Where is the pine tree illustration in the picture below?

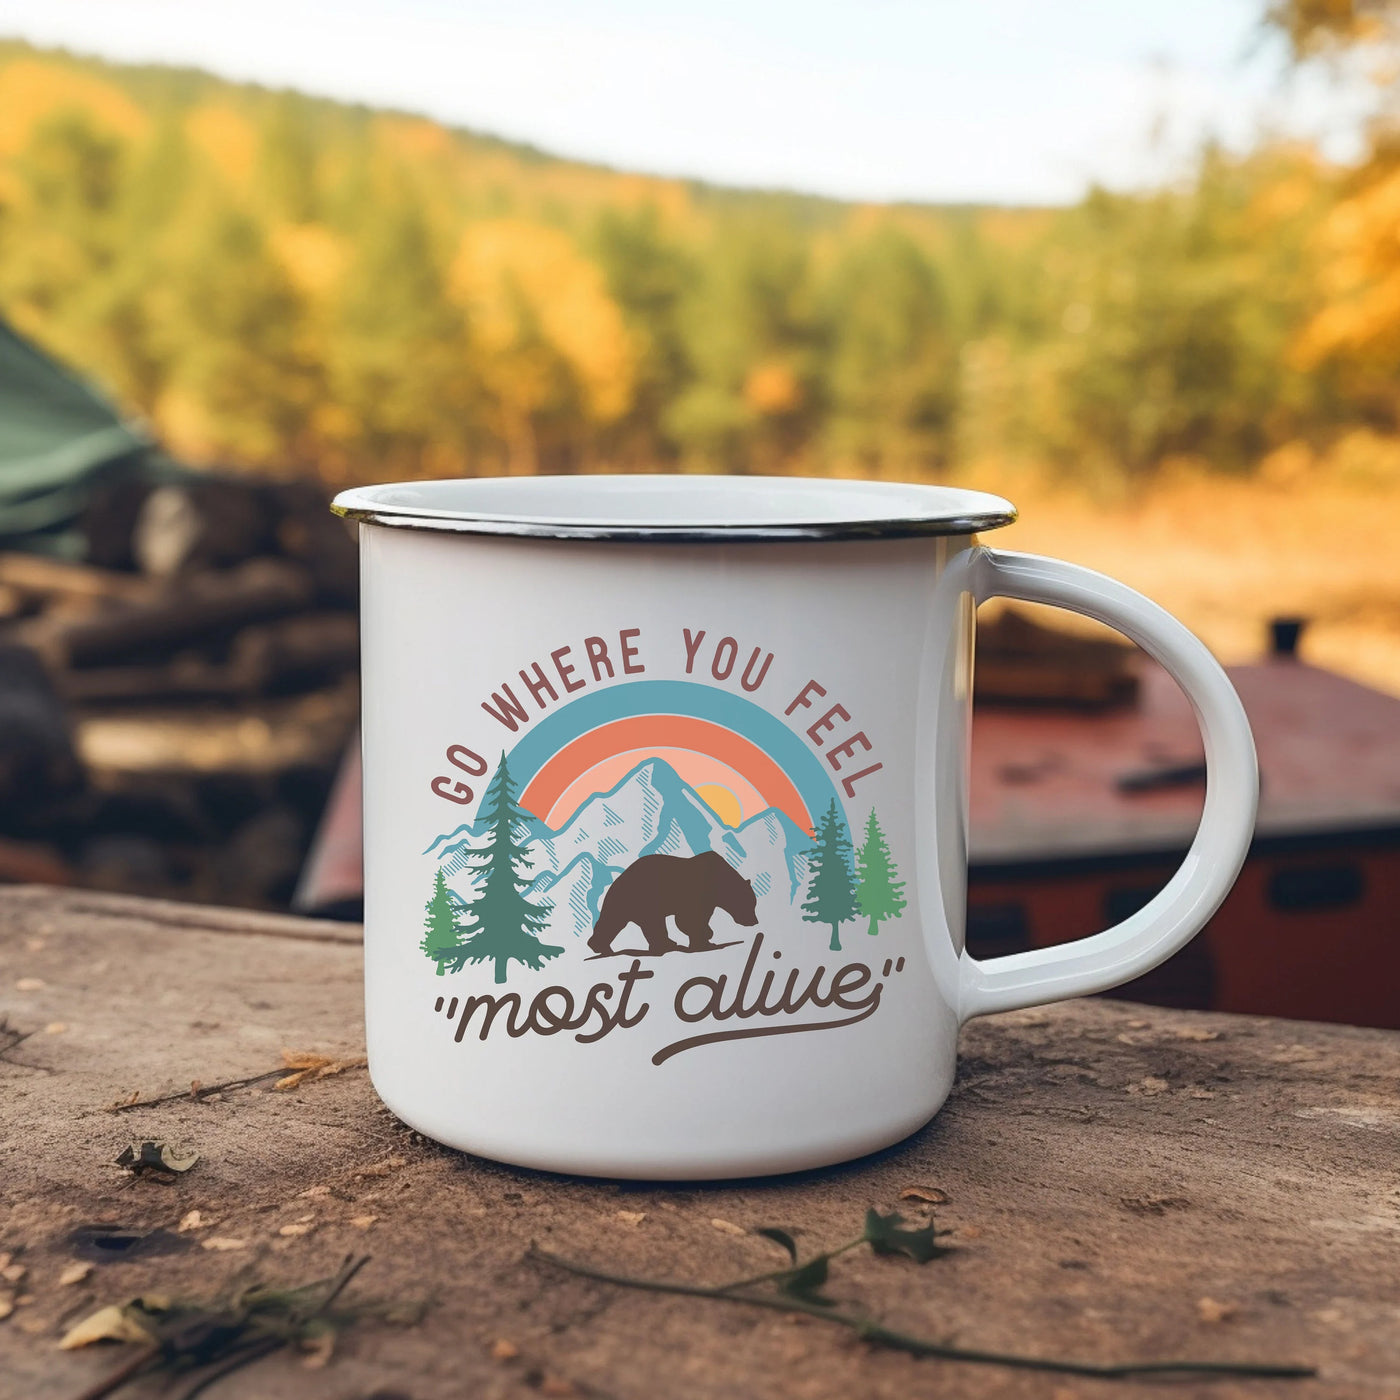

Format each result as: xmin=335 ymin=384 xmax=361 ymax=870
xmin=855 ymin=809 xmax=906 ymax=937
xmin=801 ymin=799 xmax=859 ymax=952
xmin=452 ymin=754 xmax=562 ymax=984
xmin=420 ymin=866 xmax=465 ymax=974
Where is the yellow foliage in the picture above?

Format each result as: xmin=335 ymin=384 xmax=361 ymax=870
xmin=1249 ymin=169 xmax=1319 ymax=225
xmin=186 ymin=103 xmax=258 ymax=187
xmin=0 ymin=57 xmax=147 ymax=156
xmin=743 ymin=361 xmax=802 ymax=415
xmin=153 ymin=385 xmax=219 ymax=463
xmin=450 ymin=219 xmax=634 ymax=421
xmin=374 ymin=115 xmax=453 ymax=161
xmin=270 ymin=222 xmax=349 ymax=298
xmin=1296 ymin=165 xmax=1400 ymax=363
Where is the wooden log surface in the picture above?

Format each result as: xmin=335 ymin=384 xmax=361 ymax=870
xmin=1 ymin=885 xmax=1397 ymax=1400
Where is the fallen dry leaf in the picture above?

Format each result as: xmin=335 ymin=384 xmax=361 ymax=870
xmin=350 ymin=1215 xmax=377 ymax=1230
xmin=1197 ymin=1297 xmax=1239 ymax=1324
xmin=1128 ymin=1076 xmax=1170 ymax=1096
xmin=201 ymin=1237 xmax=246 ymax=1252
xmin=58 ymin=1304 xmax=155 ymax=1350
xmin=616 ymin=1210 xmax=646 ymax=1225
xmin=1 ymin=1264 xmax=26 ymax=1285
xmin=43 ymin=1022 xmax=67 ymax=1035
xmin=15 ymin=978 xmax=45 ymax=992
xmin=278 ymin=1222 xmax=315 ymax=1238
xmin=710 ymin=1218 xmax=746 ymax=1236
xmin=177 ymin=1210 xmax=207 ymax=1233
xmin=491 ymin=1337 xmax=520 ymax=1361
xmin=0 ymin=1296 xmax=13 ymax=1321
xmin=898 ymin=1186 xmax=949 ymax=1205
xmin=959 ymin=1225 xmax=984 ymax=1239
xmin=58 ymin=1262 xmax=93 ymax=1287
xmin=274 ymin=1049 xmax=367 ymax=1091
xmin=116 ymin=1141 xmax=200 ymax=1176
xmin=355 ymin=1156 xmax=406 ymax=1179
xmin=1174 ymin=1027 xmax=1220 ymax=1042
xmin=1120 ymin=1195 xmax=1190 ymax=1215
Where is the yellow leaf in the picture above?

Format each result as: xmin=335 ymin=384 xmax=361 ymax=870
xmin=58 ymin=1305 xmax=155 ymax=1350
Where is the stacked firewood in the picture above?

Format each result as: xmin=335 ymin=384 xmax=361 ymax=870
xmin=0 ymin=474 xmax=360 ymax=910
xmin=975 ymin=606 xmax=1139 ymax=709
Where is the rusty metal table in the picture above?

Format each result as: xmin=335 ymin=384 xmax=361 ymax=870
xmin=1 ymin=886 xmax=1396 ymax=1399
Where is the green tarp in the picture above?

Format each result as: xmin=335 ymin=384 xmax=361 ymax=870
xmin=0 ymin=319 xmax=164 ymax=554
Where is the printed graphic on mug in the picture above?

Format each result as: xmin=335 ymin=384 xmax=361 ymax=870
xmin=415 ymin=628 xmax=908 ymax=1066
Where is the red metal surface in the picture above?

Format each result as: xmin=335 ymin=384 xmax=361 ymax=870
xmin=292 ymin=733 xmax=362 ymax=914
xmin=969 ymin=843 xmax=1400 ymax=1029
xmin=970 ymin=658 xmax=1400 ymax=862
xmin=968 ymin=658 xmax=1400 ymax=1029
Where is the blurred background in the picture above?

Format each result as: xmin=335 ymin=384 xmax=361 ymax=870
xmin=0 ymin=0 xmax=1397 ymax=1025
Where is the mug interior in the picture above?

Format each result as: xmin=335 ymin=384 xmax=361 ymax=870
xmin=332 ymin=475 xmax=1016 ymax=541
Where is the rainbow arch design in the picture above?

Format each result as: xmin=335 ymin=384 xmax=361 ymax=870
xmin=505 ymin=680 xmax=842 ymax=834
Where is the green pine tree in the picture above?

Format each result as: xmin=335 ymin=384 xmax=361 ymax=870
xmin=451 ymin=754 xmax=562 ymax=984
xmin=855 ymin=809 xmax=906 ymax=937
xmin=420 ymin=866 xmax=464 ymax=975
xmin=801 ymin=800 xmax=859 ymax=952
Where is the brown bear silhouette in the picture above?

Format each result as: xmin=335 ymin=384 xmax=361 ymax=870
xmin=588 ymin=851 xmax=758 ymax=957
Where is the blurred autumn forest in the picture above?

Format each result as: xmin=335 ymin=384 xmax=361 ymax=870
xmin=3 ymin=2 xmax=1400 ymax=685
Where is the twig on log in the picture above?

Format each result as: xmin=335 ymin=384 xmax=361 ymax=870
xmin=528 ymin=1247 xmax=1315 ymax=1381
xmin=107 ymin=1068 xmax=288 ymax=1112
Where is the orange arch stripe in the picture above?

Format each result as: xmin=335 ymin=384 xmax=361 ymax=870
xmin=520 ymin=716 xmax=812 ymax=834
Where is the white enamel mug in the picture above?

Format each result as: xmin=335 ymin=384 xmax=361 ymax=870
xmin=333 ymin=476 xmax=1257 ymax=1180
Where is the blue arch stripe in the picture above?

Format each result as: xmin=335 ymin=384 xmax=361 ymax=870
xmin=504 ymin=680 xmax=843 ymax=829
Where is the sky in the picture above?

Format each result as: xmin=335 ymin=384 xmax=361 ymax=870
xmin=0 ymin=0 xmax=1368 ymax=204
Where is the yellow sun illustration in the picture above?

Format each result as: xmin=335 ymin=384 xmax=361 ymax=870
xmin=694 ymin=782 xmax=742 ymax=828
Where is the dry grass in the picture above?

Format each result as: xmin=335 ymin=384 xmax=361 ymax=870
xmin=967 ymin=459 xmax=1400 ymax=696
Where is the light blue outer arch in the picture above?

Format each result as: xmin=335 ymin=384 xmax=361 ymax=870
xmin=503 ymin=679 xmax=845 ymax=832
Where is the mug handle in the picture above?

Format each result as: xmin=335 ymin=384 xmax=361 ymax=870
xmin=957 ymin=547 xmax=1258 ymax=1021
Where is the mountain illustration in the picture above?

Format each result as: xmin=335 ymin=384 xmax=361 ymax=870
xmin=426 ymin=757 xmax=814 ymax=938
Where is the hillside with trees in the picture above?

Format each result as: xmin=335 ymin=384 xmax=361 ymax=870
xmin=4 ymin=29 xmax=1395 ymax=496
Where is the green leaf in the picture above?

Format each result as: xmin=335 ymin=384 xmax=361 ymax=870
xmin=862 ymin=1208 xmax=954 ymax=1264
xmin=776 ymin=1254 xmax=837 ymax=1307
xmin=754 ymin=1228 xmax=797 ymax=1263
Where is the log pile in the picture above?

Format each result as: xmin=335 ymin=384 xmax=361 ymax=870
xmin=0 ymin=473 xmax=360 ymax=910
xmin=975 ymin=606 xmax=1140 ymax=709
